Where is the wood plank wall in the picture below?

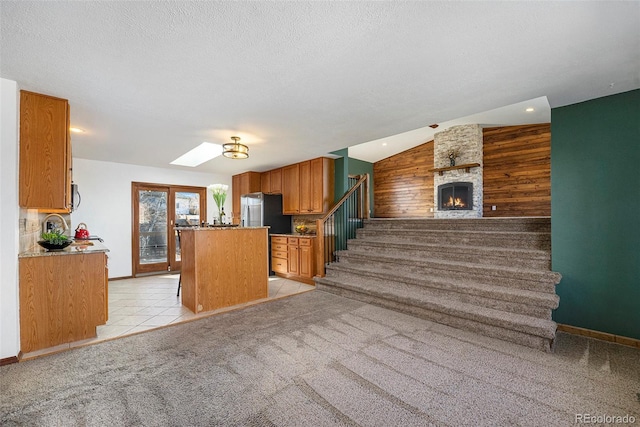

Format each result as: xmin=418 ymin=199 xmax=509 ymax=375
xmin=482 ymin=124 xmax=551 ymax=217
xmin=372 ymin=124 xmax=551 ymax=218
xmin=374 ymin=141 xmax=435 ymax=217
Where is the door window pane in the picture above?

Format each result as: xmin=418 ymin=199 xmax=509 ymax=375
xmin=139 ymin=190 xmax=168 ymax=265
xmin=174 ymin=192 xmax=200 ymax=262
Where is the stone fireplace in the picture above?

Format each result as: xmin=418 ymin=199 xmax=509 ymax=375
xmin=438 ymin=182 xmax=473 ymax=211
xmin=433 ymin=124 xmax=483 ymax=218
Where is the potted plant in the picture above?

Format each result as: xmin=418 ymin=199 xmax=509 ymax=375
xmin=38 ymin=230 xmax=72 ymax=251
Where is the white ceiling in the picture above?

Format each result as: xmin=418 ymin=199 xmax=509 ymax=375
xmin=1 ymin=2 xmax=639 ymax=175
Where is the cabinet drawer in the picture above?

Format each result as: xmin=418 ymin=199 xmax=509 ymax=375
xmin=287 ymin=237 xmax=299 ymax=245
xmin=299 ymin=238 xmax=312 ymax=246
xmin=273 ymin=243 xmax=287 ymax=252
xmin=272 ymin=250 xmax=288 ymax=259
xmin=272 ymin=236 xmax=288 ymax=244
xmin=272 ymin=257 xmax=288 ymax=273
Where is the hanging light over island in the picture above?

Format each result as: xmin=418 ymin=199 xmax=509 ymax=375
xmin=222 ymin=136 xmax=249 ymax=159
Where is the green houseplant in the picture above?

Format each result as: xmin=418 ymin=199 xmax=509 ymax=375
xmin=39 ymin=230 xmax=72 ymax=250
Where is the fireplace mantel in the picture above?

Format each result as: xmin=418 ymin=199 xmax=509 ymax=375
xmin=430 ymin=163 xmax=481 ymax=176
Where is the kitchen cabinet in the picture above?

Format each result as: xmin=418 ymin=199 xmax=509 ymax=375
xmin=271 ymin=236 xmax=288 ymax=274
xmin=19 ymin=90 xmax=72 ymax=212
xmin=282 ymin=164 xmax=300 ymax=214
xmin=271 ymin=235 xmax=315 ymax=284
xmin=231 ymin=171 xmax=261 ymax=224
xmin=19 ymin=252 xmax=108 ymax=353
xmin=261 ymin=168 xmax=282 ymax=194
xmin=282 ymin=157 xmax=334 ymax=215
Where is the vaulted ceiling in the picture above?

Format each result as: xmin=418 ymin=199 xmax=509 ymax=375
xmin=1 ymin=1 xmax=638 ymax=174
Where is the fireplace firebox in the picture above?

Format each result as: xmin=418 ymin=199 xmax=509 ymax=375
xmin=438 ymin=182 xmax=473 ymax=210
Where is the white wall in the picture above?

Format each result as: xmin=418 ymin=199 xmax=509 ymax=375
xmin=72 ymin=158 xmax=232 ymax=278
xmin=0 ymin=78 xmax=20 ymax=359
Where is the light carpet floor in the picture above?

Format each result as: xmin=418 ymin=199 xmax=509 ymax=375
xmin=1 ymin=290 xmax=638 ymax=426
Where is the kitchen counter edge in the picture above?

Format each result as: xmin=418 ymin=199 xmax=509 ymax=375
xmin=19 ymin=241 xmax=110 ymax=258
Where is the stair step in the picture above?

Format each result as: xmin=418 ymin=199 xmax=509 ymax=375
xmin=324 ymin=263 xmax=559 ymax=314
xmin=347 ymin=240 xmax=550 ymax=269
xmin=335 ymin=251 xmax=561 ymax=293
xmin=315 ymin=276 xmax=557 ymax=351
xmin=362 ymin=217 xmax=551 ymax=233
xmin=356 ymin=228 xmax=550 ymax=250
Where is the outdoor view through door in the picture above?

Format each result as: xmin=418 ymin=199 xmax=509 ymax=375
xmin=132 ymin=183 xmax=207 ymax=276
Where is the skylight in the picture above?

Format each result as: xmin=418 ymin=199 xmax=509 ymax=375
xmin=170 ymin=142 xmax=222 ymax=167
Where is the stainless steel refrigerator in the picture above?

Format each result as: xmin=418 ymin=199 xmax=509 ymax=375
xmin=240 ymin=192 xmax=292 ymax=274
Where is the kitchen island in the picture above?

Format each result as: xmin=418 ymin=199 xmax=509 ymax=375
xmin=178 ymin=226 xmax=268 ymax=314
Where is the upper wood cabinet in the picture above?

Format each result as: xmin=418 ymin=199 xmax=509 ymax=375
xmin=231 ymin=171 xmax=261 ymax=224
xmin=19 ymin=90 xmax=72 ymax=211
xmin=260 ymin=168 xmax=282 ymax=194
xmin=282 ymin=158 xmax=334 ymax=214
xmin=282 ymin=164 xmax=300 ymax=214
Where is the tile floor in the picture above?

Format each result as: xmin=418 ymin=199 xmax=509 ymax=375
xmin=21 ymin=274 xmax=314 ymax=360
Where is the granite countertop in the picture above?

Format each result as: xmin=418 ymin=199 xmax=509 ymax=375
xmin=19 ymin=240 xmax=110 ymax=258
xmin=271 ymin=233 xmax=317 ymax=238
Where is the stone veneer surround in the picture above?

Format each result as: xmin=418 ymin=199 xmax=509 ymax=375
xmin=433 ymin=124 xmax=483 ymax=218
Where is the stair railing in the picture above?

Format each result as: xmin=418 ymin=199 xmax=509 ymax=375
xmin=315 ymin=173 xmax=370 ymax=277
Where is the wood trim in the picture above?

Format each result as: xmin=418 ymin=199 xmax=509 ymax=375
xmin=273 ymin=272 xmax=316 ymax=286
xmin=557 ymin=324 xmax=640 ymax=349
xmin=430 ymin=163 xmax=481 ymax=175
xmin=131 ymin=182 xmax=207 ymax=276
xmin=106 ymin=275 xmax=134 ymax=281
xmin=0 ymin=352 xmax=22 ymax=366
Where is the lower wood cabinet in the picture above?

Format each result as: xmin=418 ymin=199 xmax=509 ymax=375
xmin=271 ymin=236 xmax=315 ymax=285
xmin=19 ymin=252 xmax=108 ymax=353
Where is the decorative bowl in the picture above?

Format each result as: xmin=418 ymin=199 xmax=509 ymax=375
xmin=295 ymin=225 xmax=309 ymax=234
xmin=38 ymin=240 xmax=72 ymax=251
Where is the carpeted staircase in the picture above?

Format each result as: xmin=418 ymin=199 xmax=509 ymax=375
xmin=315 ymin=217 xmax=561 ymax=352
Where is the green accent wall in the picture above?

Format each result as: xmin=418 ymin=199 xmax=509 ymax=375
xmin=330 ymin=149 xmax=375 ymax=216
xmin=332 ymin=149 xmax=348 ymax=203
xmin=348 ymin=157 xmax=375 ymax=217
xmin=551 ymin=89 xmax=640 ymax=340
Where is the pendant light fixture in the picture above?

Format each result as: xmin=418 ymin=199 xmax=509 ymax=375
xmin=222 ymin=136 xmax=249 ymax=159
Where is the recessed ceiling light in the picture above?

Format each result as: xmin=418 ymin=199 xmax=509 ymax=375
xmin=525 ymin=107 xmax=535 ymax=112
xmin=170 ymin=142 xmax=222 ymax=167
xmin=382 ymin=143 xmax=387 ymax=146
xmin=69 ymin=127 xmax=85 ymax=133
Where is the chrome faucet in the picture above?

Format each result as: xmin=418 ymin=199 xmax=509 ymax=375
xmin=42 ymin=214 xmax=69 ymax=235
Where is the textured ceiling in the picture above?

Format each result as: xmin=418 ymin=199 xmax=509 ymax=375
xmin=1 ymin=1 xmax=638 ymax=174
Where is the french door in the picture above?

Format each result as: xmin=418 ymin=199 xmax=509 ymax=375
xmin=132 ymin=183 xmax=207 ymax=276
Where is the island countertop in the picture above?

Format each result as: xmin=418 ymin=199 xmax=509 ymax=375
xmin=175 ymin=226 xmax=269 ymax=231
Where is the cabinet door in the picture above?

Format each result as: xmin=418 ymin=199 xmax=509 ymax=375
xmin=282 ymin=164 xmax=300 ymax=214
xmin=288 ymin=244 xmax=299 ymax=275
xmin=19 ymin=91 xmax=71 ymax=211
xmin=310 ymin=158 xmax=325 ymax=213
xmin=299 ymin=244 xmax=313 ymax=278
xmin=270 ymin=168 xmax=282 ymax=194
xmin=19 ymin=257 xmax=65 ymax=352
xmin=261 ymin=171 xmax=271 ymax=194
xmin=299 ymin=161 xmax=312 ymax=213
